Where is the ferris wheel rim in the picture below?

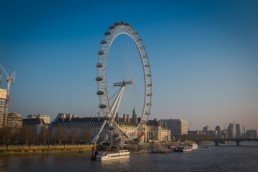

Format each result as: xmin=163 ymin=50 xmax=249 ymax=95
xmin=96 ymin=22 xmax=152 ymax=140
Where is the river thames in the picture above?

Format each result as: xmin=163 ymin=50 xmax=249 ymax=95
xmin=1 ymin=142 xmax=258 ymax=172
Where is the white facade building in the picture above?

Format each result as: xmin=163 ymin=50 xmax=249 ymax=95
xmin=159 ymin=119 xmax=189 ymax=140
xmin=27 ymin=114 xmax=51 ymax=124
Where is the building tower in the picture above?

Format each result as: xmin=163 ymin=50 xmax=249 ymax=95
xmin=0 ymin=89 xmax=7 ymax=128
xmin=132 ymin=108 xmax=138 ymax=125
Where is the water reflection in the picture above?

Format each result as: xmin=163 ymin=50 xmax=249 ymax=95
xmin=101 ymin=158 xmax=130 ymax=166
xmin=1 ymin=143 xmax=258 ymax=172
xmin=0 ymin=158 xmax=5 ymax=171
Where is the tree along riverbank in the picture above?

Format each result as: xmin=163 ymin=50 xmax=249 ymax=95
xmin=0 ymin=144 xmax=95 ymax=154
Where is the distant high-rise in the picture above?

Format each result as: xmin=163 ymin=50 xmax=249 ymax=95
xmin=227 ymin=122 xmax=242 ymax=138
xmin=236 ymin=124 xmax=241 ymax=138
xmin=7 ymin=112 xmax=22 ymax=128
xmin=227 ymin=123 xmax=236 ymax=138
xmin=0 ymin=89 xmax=7 ymax=128
xmin=215 ymin=126 xmax=221 ymax=137
xmin=203 ymin=125 xmax=209 ymax=133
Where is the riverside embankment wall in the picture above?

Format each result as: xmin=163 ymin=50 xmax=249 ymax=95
xmin=0 ymin=144 xmax=95 ymax=154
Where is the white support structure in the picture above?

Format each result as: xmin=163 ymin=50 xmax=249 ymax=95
xmin=95 ymin=22 xmax=152 ymax=146
xmin=91 ymin=80 xmax=133 ymax=144
xmin=91 ymin=120 xmax=107 ymax=144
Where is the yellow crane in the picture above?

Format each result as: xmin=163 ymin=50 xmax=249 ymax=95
xmin=0 ymin=64 xmax=16 ymax=127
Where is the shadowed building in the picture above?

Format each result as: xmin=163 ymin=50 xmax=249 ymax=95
xmin=246 ymin=130 xmax=257 ymax=139
xmin=215 ymin=126 xmax=221 ymax=137
xmin=52 ymin=112 xmax=171 ymax=143
xmin=23 ymin=117 xmax=47 ymax=136
xmin=27 ymin=114 xmax=51 ymax=124
xmin=236 ymin=124 xmax=241 ymax=138
xmin=52 ymin=113 xmax=105 ymax=143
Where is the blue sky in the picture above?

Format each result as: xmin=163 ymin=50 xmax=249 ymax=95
xmin=1 ymin=0 xmax=257 ymax=130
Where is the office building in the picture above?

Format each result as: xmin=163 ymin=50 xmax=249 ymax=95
xmin=7 ymin=112 xmax=23 ymax=128
xmin=0 ymin=89 xmax=7 ymax=128
xmin=159 ymin=119 xmax=189 ymax=140
xmin=246 ymin=130 xmax=257 ymax=139
xmin=227 ymin=122 xmax=242 ymax=138
xmin=236 ymin=124 xmax=241 ymax=138
xmin=27 ymin=114 xmax=51 ymax=124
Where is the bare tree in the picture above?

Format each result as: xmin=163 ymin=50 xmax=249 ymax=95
xmin=21 ymin=126 xmax=36 ymax=149
xmin=0 ymin=127 xmax=12 ymax=149
xmin=68 ymin=127 xmax=79 ymax=144
xmin=39 ymin=126 xmax=51 ymax=146
xmin=54 ymin=126 xmax=66 ymax=146
xmin=80 ymin=128 xmax=90 ymax=144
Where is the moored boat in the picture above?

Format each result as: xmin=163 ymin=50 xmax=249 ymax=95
xmin=189 ymin=143 xmax=198 ymax=150
xmin=94 ymin=150 xmax=130 ymax=161
xmin=174 ymin=145 xmax=192 ymax=152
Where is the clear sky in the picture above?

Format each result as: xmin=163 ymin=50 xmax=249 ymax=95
xmin=1 ymin=0 xmax=257 ymax=130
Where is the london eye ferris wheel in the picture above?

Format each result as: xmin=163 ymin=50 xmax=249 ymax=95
xmin=94 ymin=22 xmax=152 ymax=146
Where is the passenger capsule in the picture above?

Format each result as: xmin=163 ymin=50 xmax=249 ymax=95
xmin=144 ymin=64 xmax=150 ymax=67
xmin=146 ymin=103 xmax=152 ymax=106
xmin=147 ymin=93 xmax=152 ymax=96
xmin=142 ymin=55 xmax=147 ymax=58
xmin=96 ymin=77 xmax=103 ymax=81
xmin=109 ymin=25 xmax=115 ymax=30
xmin=105 ymin=31 xmax=111 ymax=36
xmin=137 ymin=38 xmax=142 ymax=42
xmin=97 ymin=90 xmax=104 ymax=95
xmin=99 ymin=104 xmax=106 ymax=108
xmin=125 ymin=23 xmax=129 ymax=26
xmin=98 ymin=50 xmax=104 ymax=55
xmin=147 ymin=83 xmax=152 ymax=87
xmin=146 ymin=74 xmax=151 ymax=77
xmin=101 ymin=40 xmax=107 ymax=44
xmin=96 ymin=63 xmax=103 ymax=68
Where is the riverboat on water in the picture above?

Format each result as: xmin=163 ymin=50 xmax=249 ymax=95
xmin=190 ymin=143 xmax=198 ymax=150
xmin=174 ymin=145 xmax=192 ymax=152
xmin=174 ymin=142 xmax=198 ymax=152
xmin=93 ymin=150 xmax=130 ymax=161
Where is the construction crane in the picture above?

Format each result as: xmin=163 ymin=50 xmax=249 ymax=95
xmin=0 ymin=64 xmax=16 ymax=127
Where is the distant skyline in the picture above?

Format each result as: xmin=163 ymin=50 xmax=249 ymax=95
xmin=1 ymin=0 xmax=257 ymax=130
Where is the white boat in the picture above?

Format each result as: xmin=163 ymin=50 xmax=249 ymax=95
xmin=189 ymin=143 xmax=198 ymax=150
xmin=174 ymin=145 xmax=192 ymax=152
xmin=96 ymin=150 xmax=130 ymax=161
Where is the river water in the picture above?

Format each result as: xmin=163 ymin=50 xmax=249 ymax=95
xmin=1 ymin=142 xmax=258 ymax=172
